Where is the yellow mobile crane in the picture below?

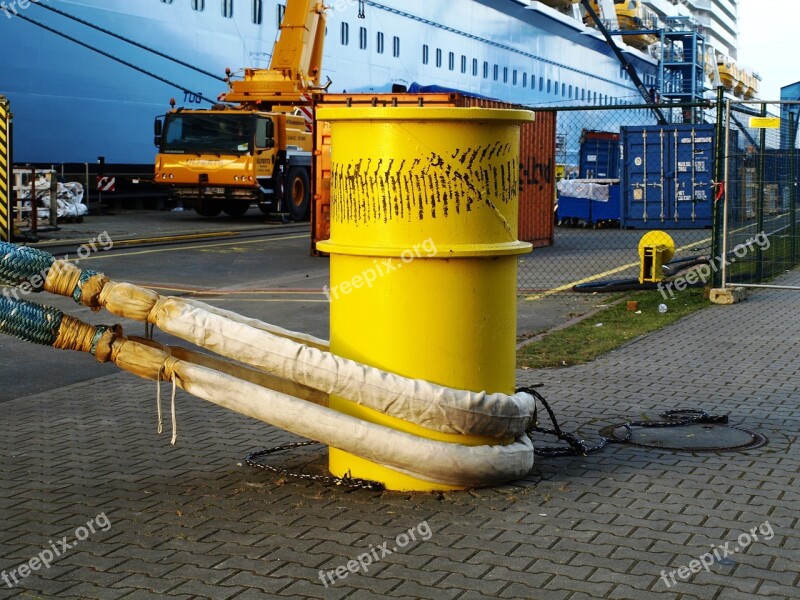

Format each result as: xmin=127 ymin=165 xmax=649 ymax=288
xmin=153 ymin=0 xmax=327 ymax=219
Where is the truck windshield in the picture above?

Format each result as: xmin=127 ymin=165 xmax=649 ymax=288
xmin=161 ymin=113 xmax=253 ymax=154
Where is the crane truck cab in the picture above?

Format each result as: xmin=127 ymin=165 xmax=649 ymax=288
xmin=154 ymin=108 xmax=311 ymax=219
xmin=152 ymin=0 xmax=326 ymax=219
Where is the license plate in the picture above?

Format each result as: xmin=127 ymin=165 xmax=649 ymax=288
xmin=205 ymin=187 xmax=225 ymax=194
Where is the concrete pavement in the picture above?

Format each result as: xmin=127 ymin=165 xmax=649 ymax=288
xmin=0 ymin=209 xmax=800 ymax=600
xmin=0 ymin=260 xmax=798 ymax=598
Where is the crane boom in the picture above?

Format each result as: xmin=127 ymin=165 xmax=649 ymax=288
xmin=580 ymin=0 xmax=667 ymax=125
xmin=221 ymin=0 xmax=327 ymax=106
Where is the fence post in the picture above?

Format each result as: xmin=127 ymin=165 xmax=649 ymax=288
xmin=0 ymin=96 xmax=11 ymax=243
xmin=791 ymin=111 xmax=798 ymax=266
xmin=49 ymin=171 xmax=58 ymax=228
xmin=30 ymin=166 xmax=38 ymax=236
xmin=711 ymin=87 xmax=726 ymax=287
xmin=755 ymin=102 xmax=767 ymax=281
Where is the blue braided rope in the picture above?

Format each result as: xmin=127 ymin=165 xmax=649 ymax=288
xmin=73 ymin=269 xmax=101 ymax=304
xmin=89 ymin=325 xmax=112 ymax=356
xmin=0 ymin=296 xmax=63 ymax=347
xmin=0 ymin=242 xmax=55 ymax=290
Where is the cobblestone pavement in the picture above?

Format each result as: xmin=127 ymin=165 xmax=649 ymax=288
xmin=1 ymin=275 xmax=799 ymax=599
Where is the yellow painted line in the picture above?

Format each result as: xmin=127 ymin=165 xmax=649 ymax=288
xmin=35 ymin=224 xmax=301 ymax=249
xmin=525 ymin=236 xmax=712 ymax=301
xmin=191 ymin=289 xmax=323 ymax=295
xmin=134 ymin=284 xmax=323 ymax=295
xmin=128 ymin=285 xmax=204 ymax=293
xmin=103 ymin=231 xmax=241 ymax=247
xmin=36 ymin=230 xmax=240 ymax=249
xmin=72 ymin=233 xmax=308 ymax=262
xmin=200 ymin=298 xmax=328 ymax=303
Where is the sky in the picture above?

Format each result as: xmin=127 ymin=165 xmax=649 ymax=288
xmin=737 ymin=0 xmax=798 ymax=100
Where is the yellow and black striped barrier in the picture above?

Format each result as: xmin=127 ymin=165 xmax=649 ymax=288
xmin=0 ymin=96 xmax=11 ymax=242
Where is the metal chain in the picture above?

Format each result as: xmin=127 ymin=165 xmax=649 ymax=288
xmin=246 ymin=389 xmax=729 ymax=488
xmin=244 ymin=441 xmax=385 ymax=491
xmin=518 ymin=386 xmax=729 ymax=458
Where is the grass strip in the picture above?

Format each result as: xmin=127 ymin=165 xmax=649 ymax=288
xmin=517 ymin=288 xmax=710 ymax=369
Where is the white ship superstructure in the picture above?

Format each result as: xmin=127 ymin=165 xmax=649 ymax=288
xmin=0 ymin=0 xmax=661 ymax=166
xmin=0 ymin=0 xmax=752 ymax=170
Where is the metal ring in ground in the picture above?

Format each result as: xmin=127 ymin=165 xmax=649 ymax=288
xmin=599 ymin=423 xmax=767 ymax=452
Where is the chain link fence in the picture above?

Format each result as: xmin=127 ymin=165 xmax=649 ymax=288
xmin=517 ymin=102 xmax=717 ymax=296
xmin=714 ymin=100 xmax=800 ymax=290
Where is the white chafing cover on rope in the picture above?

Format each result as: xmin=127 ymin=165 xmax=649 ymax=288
xmin=172 ymin=359 xmax=535 ymax=487
xmin=108 ymin=336 xmax=534 ymax=487
xmin=91 ymin=279 xmax=534 ymax=439
xmin=147 ymin=295 xmax=535 ymax=439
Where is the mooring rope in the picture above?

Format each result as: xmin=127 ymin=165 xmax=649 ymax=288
xmin=0 ymin=242 xmax=54 ymax=290
xmin=0 ymin=296 xmax=62 ymax=346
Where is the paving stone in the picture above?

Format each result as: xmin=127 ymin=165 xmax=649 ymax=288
xmin=543 ymin=573 xmax=614 ymax=597
xmin=464 ymin=552 xmax=531 ymax=573
xmin=220 ymin=572 xmax=294 ymax=594
xmin=388 ymin=580 xmax=463 ymax=600
xmin=378 ymin=563 xmax=448 ymax=586
xmin=607 ymin=583 xmax=673 ymax=599
xmin=569 ymin=553 xmax=634 ymax=572
xmin=484 ymin=565 xmax=553 ymax=588
xmin=4 ymin=573 xmax=77 ymax=596
xmin=165 ymin=580 xmax=245 ymax=599
xmin=54 ymin=582 xmax=137 ymax=599
xmin=273 ymin=578 xmax=354 ymax=599
xmin=118 ymin=592 xmax=195 ymax=600
xmin=704 ymin=589 xmax=775 ymax=600
xmin=346 ymin=591 xmax=417 ymax=600
xmin=429 ymin=555 xmax=493 ymax=578
xmin=439 ymin=572 xmax=507 ymax=595
xmin=499 ymin=583 xmax=569 ymax=600
xmin=733 ymin=563 xmax=799 ymax=587
xmin=456 ymin=592 xmax=509 ymax=600
xmin=112 ymin=573 xmax=188 ymax=594
xmin=322 ymin=572 xmax=402 ymax=595
xmin=67 ymin=567 xmax=133 ymax=588
xmin=158 ymin=563 xmax=238 ymax=585
xmin=261 ymin=546 xmax=329 ymax=569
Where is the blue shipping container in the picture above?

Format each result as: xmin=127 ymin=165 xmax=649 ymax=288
xmin=621 ymin=124 xmax=715 ymax=229
xmin=579 ymin=131 xmax=620 ymax=179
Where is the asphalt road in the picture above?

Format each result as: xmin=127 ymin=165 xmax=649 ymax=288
xmin=1 ymin=209 xmax=677 ymax=401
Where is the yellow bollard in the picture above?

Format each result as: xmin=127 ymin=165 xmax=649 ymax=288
xmin=638 ymin=230 xmax=675 ymax=283
xmin=316 ymin=107 xmax=533 ymax=491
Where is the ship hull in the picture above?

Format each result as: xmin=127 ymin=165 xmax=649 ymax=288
xmin=0 ymin=0 xmax=657 ymax=167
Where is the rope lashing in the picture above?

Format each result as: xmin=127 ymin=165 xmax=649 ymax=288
xmin=0 ymin=242 xmax=106 ymax=306
xmin=72 ymin=269 xmax=103 ymax=304
xmin=0 ymin=245 xmax=157 ymax=318
xmin=0 ymin=294 xmax=182 ymax=444
xmin=0 ymin=296 xmax=118 ymax=356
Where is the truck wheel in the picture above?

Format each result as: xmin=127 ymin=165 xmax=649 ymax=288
xmin=195 ymin=199 xmax=223 ymax=217
xmin=223 ymin=201 xmax=251 ymax=217
xmin=285 ymin=167 xmax=310 ymax=221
